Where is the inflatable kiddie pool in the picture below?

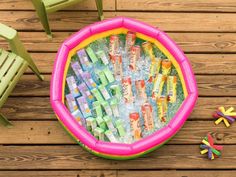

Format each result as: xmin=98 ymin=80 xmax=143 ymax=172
xmin=50 ymin=17 xmax=198 ymax=160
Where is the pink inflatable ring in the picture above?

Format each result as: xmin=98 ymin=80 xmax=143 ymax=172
xmin=50 ymin=17 xmax=198 ymax=160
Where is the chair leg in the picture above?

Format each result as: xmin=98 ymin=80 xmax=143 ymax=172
xmin=8 ymin=34 xmax=44 ymax=81
xmin=0 ymin=113 xmax=13 ymax=128
xmin=95 ymin=0 xmax=104 ymax=20
xmin=31 ymin=0 xmax=52 ymax=38
xmin=25 ymin=58 xmax=45 ymax=81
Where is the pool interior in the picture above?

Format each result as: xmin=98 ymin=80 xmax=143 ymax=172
xmin=64 ymin=33 xmax=185 ymax=144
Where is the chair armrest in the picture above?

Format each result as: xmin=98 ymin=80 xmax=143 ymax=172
xmin=0 ymin=23 xmax=17 ymax=41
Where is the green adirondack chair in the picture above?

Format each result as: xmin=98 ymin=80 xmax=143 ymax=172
xmin=31 ymin=0 xmax=104 ymax=37
xmin=0 ymin=23 xmax=44 ymax=127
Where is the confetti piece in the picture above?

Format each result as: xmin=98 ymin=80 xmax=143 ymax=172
xmin=200 ymin=133 xmax=223 ymax=160
xmin=213 ymin=107 xmax=236 ymax=127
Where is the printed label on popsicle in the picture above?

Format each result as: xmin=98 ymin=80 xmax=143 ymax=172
xmin=167 ymin=76 xmax=177 ymax=103
xmin=141 ymin=103 xmax=154 ymax=131
xmin=135 ymin=80 xmax=147 ymax=100
xmin=157 ymin=96 xmax=168 ymax=122
xmin=66 ymin=94 xmax=78 ymax=112
xmin=129 ymin=113 xmax=142 ymax=140
xmin=77 ymin=49 xmax=92 ymax=70
xmin=129 ymin=45 xmax=140 ymax=71
xmin=125 ymin=31 xmax=136 ymax=53
xmin=96 ymin=50 xmax=109 ymax=65
xmin=98 ymin=85 xmax=111 ymax=100
xmin=76 ymin=96 xmax=92 ymax=118
xmin=162 ymin=59 xmax=172 ymax=76
xmin=66 ymin=76 xmax=79 ymax=97
xmin=109 ymin=35 xmax=120 ymax=56
xmin=152 ymin=74 xmax=165 ymax=99
xmin=122 ymin=77 xmax=133 ymax=103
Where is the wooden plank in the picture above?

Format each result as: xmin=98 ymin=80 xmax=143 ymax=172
xmin=0 ymin=120 xmax=234 ymax=144
xmin=0 ymin=0 xmax=115 ymax=10
xmin=0 ymin=145 xmax=235 ymax=169
xmin=0 ymin=170 xmax=235 ymax=177
xmin=192 ymin=97 xmax=236 ymax=120
xmin=117 ymin=170 xmax=236 ymax=177
xmin=1 ymin=32 xmax=236 ymax=53
xmin=187 ymin=54 xmax=236 ymax=75
xmin=2 ymin=97 xmax=236 ymax=121
xmin=168 ymin=33 xmax=236 ymax=53
xmin=1 ymin=11 xmax=236 ymax=32
xmin=117 ymin=0 xmax=236 ymax=12
xmin=196 ymin=75 xmax=236 ymax=96
xmin=12 ymin=75 xmax=50 ymax=96
xmin=26 ymin=53 xmax=236 ymax=75
xmin=10 ymin=75 xmax=236 ymax=97
xmin=0 ymin=170 xmax=116 ymax=177
xmin=2 ymin=97 xmax=54 ymax=120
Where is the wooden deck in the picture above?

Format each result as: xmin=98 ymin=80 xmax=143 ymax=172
xmin=1 ymin=0 xmax=236 ymax=176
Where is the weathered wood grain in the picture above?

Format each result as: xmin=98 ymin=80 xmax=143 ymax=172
xmin=117 ymin=170 xmax=236 ymax=177
xmin=0 ymin=120 xmax=234 ymax=144
xmin=117 ymin=0 xmax=236 ymax=12
xmin=2 ymin=0 xmax=236 ymax=13
xmin=0 ymin=170 xmax=235 ymax=177
xmin=9 ymin=74 xmax=236 ymax=97
xmin=0 ymin=145 xmax=235 ymax=169
xmin=2 ymin=32 xmax=236 ymax=53
xmin=196 ymin=75 xmax=236 ymax=96
xmin=187 ymin=54 xmax=236 ymax=75
xmin=0 ymin=170 xmax=116 ymax=177
xmin=1 ymin=11 xmax=236 ymax=32
xmin=0 ymin=0 xmax=115 ymax=10
xmin=12 ymin=75 xmax=51 ymax=96
xmin=192 ymin=97 xmax=236 ymax=119
xmin=2 ymin=97 xmax=236 ymax=121
xmin=1 ymin=97 xmax=54 ymax=120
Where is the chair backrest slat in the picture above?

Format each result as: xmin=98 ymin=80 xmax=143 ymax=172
xmin=0 ymin=53 xmax=24 ymax=98
xmin=0 ymin=49 xmax=9 ymax=67
xmin=44 ymin=0 xmax=83 ymax=13
xmin=0 ymin=53 xmax=17 ymax=80
xmin=44 ymin=0 xmax=68 ymax=7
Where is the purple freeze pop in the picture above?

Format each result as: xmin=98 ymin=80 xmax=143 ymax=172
xmin=71 ymin=61 xmax=83 ymax=80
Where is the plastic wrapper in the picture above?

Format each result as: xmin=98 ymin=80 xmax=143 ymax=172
xmin=125 ymin=31 xmax=136 ymax=53
xmin=141 ymin=103 xmax=154 ymax=131
xmin=129 ymin=112 xmax=142 ymax=140
xmin=167 ymin=76 xmax=177 ymax=103
xmin=77 ymin=49 xmax=92 ymax=70
xmin=66 ymin=76 xmax=80 ymax=97
xmin=157 ymin=96 xmax=168 ymax=122
xmin=76 ymin=96 xmax=92 ymax=118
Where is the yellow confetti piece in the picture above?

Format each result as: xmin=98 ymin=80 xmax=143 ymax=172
xmin=223 ymin=118 xmax=230 ymax=127
xmin=226 ymin=112 xmax=236 ymax=116
xmin=200 ymin=149 xmax=208 ymax=155
xmin=211 ymin=153 xmax=215 ymax=160
xmin=218 ymin=107 xmax=225 ymax=113
xmin=202 ymin=139 xmax=210 ymax=146
xmin=225 ymin=107 xmax=234 ymax=113
xmin=215 ymin=118 xmax=223 ymax=125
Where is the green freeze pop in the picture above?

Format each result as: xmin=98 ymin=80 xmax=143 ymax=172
xmin=103 ymin=67 xmax=115 ymax=83
xmin=115 ymin=119 xmax=126 ymax=137
xmin=86 ymin=47 xmax=98 ymax=63
xmin=94 ymin=127 xmax=105 ymax=141
xmin=93 ymin=101 xmax=103 ymax=118
xmin=86 ymin=117 xmax=97 ymax=133
xmin=96 ymin=117 xmax=107 ymax=130
xmin=91 ymin=88 xmax=104 ymax=102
